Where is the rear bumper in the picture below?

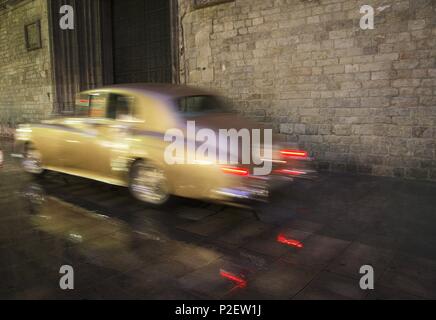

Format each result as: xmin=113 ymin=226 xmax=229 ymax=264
xmin=212 ymin=178 xmax=270 ymax=204
xmin=210 ymin=168 xmax=316 ymax=207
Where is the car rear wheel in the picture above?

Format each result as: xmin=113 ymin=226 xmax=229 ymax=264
xmin=23 ymin=144 xmax=45 ymax=176
xmin=129 ymin=160 xmax=170 ymax=206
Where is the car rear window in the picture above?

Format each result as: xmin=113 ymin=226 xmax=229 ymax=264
xmin=74 ymin=93 xmax=108 ymax=118
xmin=174 ymin=95 xmax=230 ymax=117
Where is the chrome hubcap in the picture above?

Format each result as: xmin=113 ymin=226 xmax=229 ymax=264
xmin=131 ymin=163 xmax=169 ymax=205
xmin=23 ymin=148 xmax=44 ymax=175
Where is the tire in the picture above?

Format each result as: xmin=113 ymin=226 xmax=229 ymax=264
xmin=128 ymin=160 xmax=171 ymax=206
xmin=22 ymin=143 xmax=45 ymax=177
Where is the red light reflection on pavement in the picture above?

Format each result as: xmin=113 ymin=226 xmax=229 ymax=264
xmin=277 ymin=234 xmax=304 ymax=249
xmin=220 ymin=270 xmax=247 ymax=288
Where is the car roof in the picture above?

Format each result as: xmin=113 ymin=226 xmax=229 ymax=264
xmin=94 ymin=83 xmax=216 ymax=99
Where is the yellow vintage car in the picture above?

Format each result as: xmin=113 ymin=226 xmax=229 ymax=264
xmin=15 ymin=84 xmax=315 ymax=207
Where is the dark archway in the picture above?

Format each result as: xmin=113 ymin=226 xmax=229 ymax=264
xmin=48 ymin=0 xmax=179 ymax=114
xmin=112 ymin=0 xmax=174 ymax=84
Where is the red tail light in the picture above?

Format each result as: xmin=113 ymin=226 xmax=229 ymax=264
xmin=280 ymin=149 xmax=309 ymax=159
xmin=277 ymin=234 xmax=304 ymax=248
xmin=220 ymin=270 xmax=247 ymax=288
xmin=221 ymin=166 xmax=249 ymax=176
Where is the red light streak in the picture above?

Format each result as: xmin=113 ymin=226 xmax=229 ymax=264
xmin=221 ymin=167 xmax=249 ymax=176
xmin=277 ymin=234 xmax=304 ymax=248
xmin=274 ymin=169 xmax=307 ymax=176
xmin=280 ymin=150 xmax=309 ymax=159
xmin=220 ymin=270 xmax=247 ymax=288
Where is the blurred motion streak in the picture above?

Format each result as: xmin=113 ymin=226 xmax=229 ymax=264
xmin=221 ymin=166 xmax=250 ymax=176
xmin=274 ymin=169 xmax=307 ymax=177
xmin=280 ymin=149 xmax=309 ymax=160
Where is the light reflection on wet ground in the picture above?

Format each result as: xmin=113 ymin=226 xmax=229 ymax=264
xmin=1 ymin=143 xmax=436 ymax=300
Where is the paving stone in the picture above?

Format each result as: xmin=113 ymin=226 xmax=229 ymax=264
xmin=13 ymin=286 xmax=72 ymax=300
xmin=70 ymin=187 xmax=105 ymax=197
xmin=224 ymin=287 xmax=277 ymax=300
xmin=176 ymin=206 xmax=217 ymax=221
xmin=283 ymin=219 xmax=324 ymax=233
xmin=85 ymin=277 xmax=142 ymax=300
xmin=318 ymin=218 xmax=365 ymax=242
xmin=366 ymin=285 xmax=423 ymax=300
xmin=294 ymin=286 xmax=355 ymax=300
xmin=0 ymin=260 xmax=59 ymax=293
xmin=378 ymin=254 xmax=436 ymax=299
xmin=388 ymin=254 xmax=436 ymax=281
xmin=86 ymin=190 xmax=123 ymax=202
xmin=282 ymin=235 xmax=351 ymax=270
xmin=215 ymin=220 xmax=272 ymax=247
xmin=355 ymin=232 xmax=405 ymax=252
xmin=256 ymin=204 xmax=299 ymax=224
xmin=68 ymin=263 xmax=121 ymax=290
xmin=88 ymin=259 xmax=192 ymax=298
xmin=149 ymin=286 xmax=200 ymax=300
xmin=178 ymin=259 xmax=242 ymax=299
xmin=249 ymin=260 xmax=318 ymax=300
xmin=242 ymin=232 xmax=290 ymax=259
xmin=177 ymin=211 xmax=248 ymax=237
xmin=327 ymin=243 xmax=394 ymax=279
xmin=379 ymin=271 xmax=436 ymax=300
xmin=294 ymin=271 xmax=366 ymax=300
xmin=169 ymin=242 xmax=223 ymax=270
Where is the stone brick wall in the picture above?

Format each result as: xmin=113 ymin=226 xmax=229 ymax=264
xmin=179 ymin=0 xmax=436 ymax=180
xmin=0 ymin=0 xmax=53 ymax=136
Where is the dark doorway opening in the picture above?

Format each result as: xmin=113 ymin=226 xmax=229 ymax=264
xmin=112 ymin=0 xmax=173 ymax=84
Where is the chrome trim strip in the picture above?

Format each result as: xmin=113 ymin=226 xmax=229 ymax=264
xmin=32 ymin=124 xmax=97 ymax=137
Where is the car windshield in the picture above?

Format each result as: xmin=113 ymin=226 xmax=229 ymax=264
xmin=174 ymin=95 xmax=231 ymax=117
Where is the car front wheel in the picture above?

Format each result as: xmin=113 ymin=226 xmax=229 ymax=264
xmin=129 ymin=160 xmax=171 ymax=206
xmin=23 ymin=144 xmax=45 ymax=176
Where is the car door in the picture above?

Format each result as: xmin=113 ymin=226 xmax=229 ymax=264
xmin=61 ymin=92 xmax=110 ymax=174
xmin=30 ymin=124 xmax=66 ymax=169
xmin=87 ymin=93 xmax=138 ymax=179
xmin=62 ymin=92 xmax=137 ymax=182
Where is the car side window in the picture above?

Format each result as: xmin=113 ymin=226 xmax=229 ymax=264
xmin=89 ymin=93 xmax=108 ymax=118
xmin=107 ymin=94 xmax=135 ymax=121
xmin=176 ymin=95 xmax=227 ymax=115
